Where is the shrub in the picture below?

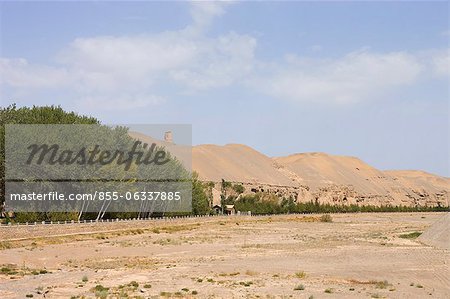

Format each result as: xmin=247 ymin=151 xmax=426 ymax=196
xmin=93 ymin=285 xmax=109 ymax=292
xmin=160 ymin=292 xmax=172 ymax=297
xmin=239 ymin=281 xmax=253 ymax=287
xmin=95 ymin=290 xmax=108 ymax=299
xmin=399 ymin=232 xmax=422 ymax=239
xmin=1 ymin=266 xmax=17 ymax=275
xmin=375 ymin=280 xmax=390 ymax=289
xmin=320 ymin=214 xmax=333 ymax=223
xmin=294 ymin=284 xmax=305 ymax=290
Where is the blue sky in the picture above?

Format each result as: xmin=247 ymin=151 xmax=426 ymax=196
xmin=0 ymin=1 xmax=449 ymax=176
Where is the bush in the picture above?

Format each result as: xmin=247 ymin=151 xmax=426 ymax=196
xmin=399 ymin=232 xmax=422 ymax=239
xmin=294 ymin=284 xmax=305 ymax=290
xmin=192 ymin=172 xmax=210 ymax=215
xmin=320 ymin=214 xmax=333 ymax=222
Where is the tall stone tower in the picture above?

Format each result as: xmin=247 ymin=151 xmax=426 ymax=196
xmin=164 ymin=131 xmax=173 ymax=143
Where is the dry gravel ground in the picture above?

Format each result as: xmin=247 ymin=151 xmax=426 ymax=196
xmin=0 ymin=213 xmax=449 ymax=298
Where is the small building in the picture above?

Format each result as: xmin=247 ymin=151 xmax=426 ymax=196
xmin=164 ymin=131 xmax=173 ymax=143
xmin=224 ymin=205 xmax=236 ymax=215
xmin=212 ymin=205 xmax=222 ymax=215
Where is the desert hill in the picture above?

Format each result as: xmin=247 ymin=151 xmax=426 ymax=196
xmin=129 ymin=132 xmax=449 ymax=207
xmin=386 ymin=170 xmax=450 ymax=192
xmin=192 ymin=144 xmax=296 ymax=186
xmin=192 ymin=144 xmax=448 ymax=207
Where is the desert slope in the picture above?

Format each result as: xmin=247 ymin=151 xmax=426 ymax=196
xmin=129 ymin=131 xmax=449 ymax=207
xmin=274 ymin=152 xmax=398 ymax=193
xmin=192 ymin=144 xmax=296 ymax=186
xmin=386 ymin=170 xmax=450 ymax=192
xmin=192 ymin=144 xmax=449 ymax=207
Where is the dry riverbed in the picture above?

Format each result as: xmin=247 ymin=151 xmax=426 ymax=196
xmin=0 ymin=213 xmax=448 ymax=298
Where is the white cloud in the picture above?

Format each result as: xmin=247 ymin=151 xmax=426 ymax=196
xmin=0 ymin=1 xmax=254 ymax=108
xmin=170 ymin=32 xmax=256 ymax=90
xmin=188 ymin=1 xmax=232 ymax=34
xmin=77 ymin=94 xmax=165 ymax=111
xmin=430 ymin=48 xmax=450 ymax=77
xmin=55 ymin=30 xmax=255 ymax=93
xmin=252 ymin=50 xmax=423 ymax=104
xmin=0 ymin=58 xmax=71 ymax=88
xmin=58 ymin=32 xmax=199 ymax=93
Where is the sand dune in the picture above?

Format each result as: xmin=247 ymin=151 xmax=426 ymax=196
xmin=192 ymin=144 xmax=296 ymax=186
xmin=129 ymin=132 xmax=449 ymax=207
xmin=192 ymin=144 xmax=449 ymax=207
xmin=386 ymin=170 xmax=450 ymax=193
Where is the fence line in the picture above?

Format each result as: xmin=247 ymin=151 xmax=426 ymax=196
xmin=1 ymin=210 xmax=438 ymax=227
xmin=0 ymin=212 xmax=263 ymax=227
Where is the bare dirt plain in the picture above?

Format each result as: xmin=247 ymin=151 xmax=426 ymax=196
xmin=0 ymin=213 xmax=449 ymax=298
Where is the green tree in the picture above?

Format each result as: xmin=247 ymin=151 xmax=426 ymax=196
xmin=0 ymin=104 xmax=98 ymax=221
xmin=0 ymin=104 xmax=194 ymax=222
xmin=192 ymin=172 xmax=210 ymax=215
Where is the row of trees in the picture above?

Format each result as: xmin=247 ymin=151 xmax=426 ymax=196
xmin=1 ymin=104 xmax=210 ymax=223
xmin=233 ymin=194 xmax=448 ymax=214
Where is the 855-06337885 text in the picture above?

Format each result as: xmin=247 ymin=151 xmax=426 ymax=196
xmin=9 ymin=191 xmax=182 ymax=201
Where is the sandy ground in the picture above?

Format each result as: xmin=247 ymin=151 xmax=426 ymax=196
xmin=0 ymin=213 xmax=449 ymax=298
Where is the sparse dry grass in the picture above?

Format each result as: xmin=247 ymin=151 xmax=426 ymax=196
xmin=219 ymin=271 xmax=240 ymax=276
xmin=67 ymin=256 xmax=158 ymax=270
xmin=0 ymin=223 xmax=201 ymax=250
xmin=0 ymin=264 xmax=51 ymax=277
